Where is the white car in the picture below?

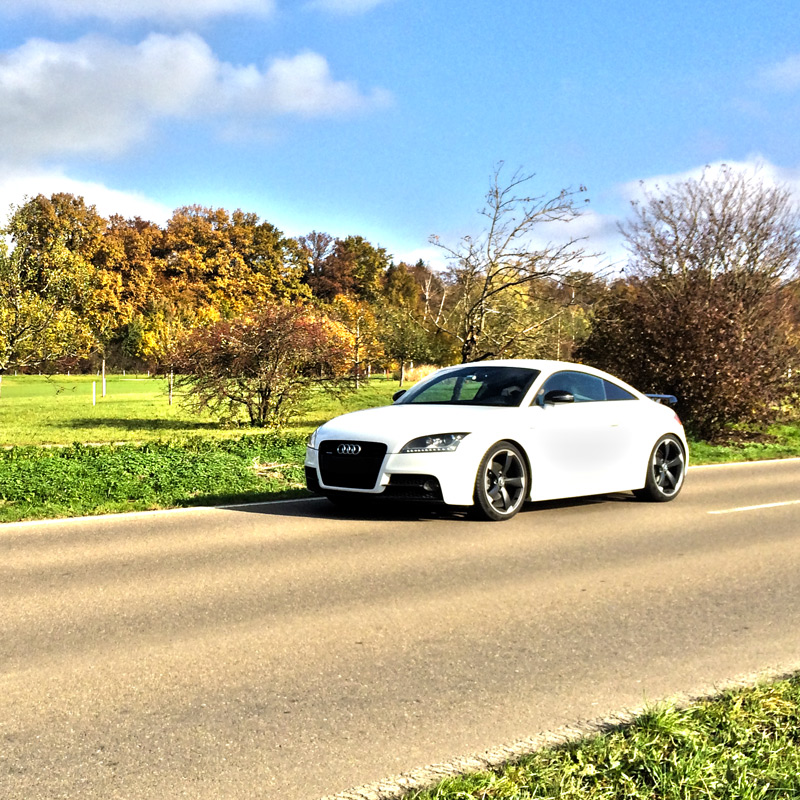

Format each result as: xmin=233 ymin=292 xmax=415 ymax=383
xmin=305 ymin=360 xmax=687 ymax=521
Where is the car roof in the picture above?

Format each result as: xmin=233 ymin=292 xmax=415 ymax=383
xmin=432 ymin=360 xmax=646 ymax=397
xmin=439 ymin=359 xmax=604 ymax=374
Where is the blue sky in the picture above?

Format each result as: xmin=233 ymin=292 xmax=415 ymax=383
xmin=1 ymin=0 xmax=799 ymax=269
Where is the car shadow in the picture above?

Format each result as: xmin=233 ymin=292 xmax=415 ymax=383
xmin=227 ymin=491 xmax=637 ymax=522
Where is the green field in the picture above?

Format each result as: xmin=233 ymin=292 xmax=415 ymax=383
xmin=0 ymin=372 xmax=400 ymax=446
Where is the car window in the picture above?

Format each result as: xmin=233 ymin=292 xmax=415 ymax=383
xmin=400 ymin=366 xmax=539 ymax=406
xmin=539 ymin=371 xmax=606 ymax=402
xmin=603 ymin=379 xmax=636 ymax=401
xmin=538 ymin=371 xmax=638 ymax=403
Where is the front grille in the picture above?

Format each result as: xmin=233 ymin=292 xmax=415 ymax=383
xmin=318 ymin=440 xmax=387 ymax=490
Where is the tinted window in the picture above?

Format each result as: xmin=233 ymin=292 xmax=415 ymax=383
xmin=603 ymin=379 xmax=636 ymax=401
xmin=400 ymin=366 xmax=540 ymax=407
xmin=540 ymin=371 xmax=605 ymax=402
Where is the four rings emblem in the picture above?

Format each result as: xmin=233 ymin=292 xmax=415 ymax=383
xmin=336 ymin=443 xmax=362 ymax=456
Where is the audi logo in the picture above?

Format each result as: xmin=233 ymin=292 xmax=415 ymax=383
xmin=336 ymin=443 xmax=362 ymax=456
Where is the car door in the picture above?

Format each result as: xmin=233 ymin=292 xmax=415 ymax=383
xmin=528 ymin=370 xmax=641 ymax=500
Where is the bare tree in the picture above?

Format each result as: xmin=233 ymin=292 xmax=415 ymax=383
xmin=622 ymin=164 xmax=800 ymax=307
xmin=426 ymin=164 xmax=592 ymax=362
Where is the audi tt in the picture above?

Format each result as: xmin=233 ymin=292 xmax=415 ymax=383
xmin=304 ymin=359 xmax=687 ymax=521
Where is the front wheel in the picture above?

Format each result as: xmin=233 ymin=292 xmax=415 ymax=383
xmin=472 ymin=441 xmax=529 ymax=521
xmin=634 ymin=434 xmax=686 ymax=502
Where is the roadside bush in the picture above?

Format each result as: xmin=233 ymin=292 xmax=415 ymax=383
xmin=578 ymin=275 xmax=800 ymax=438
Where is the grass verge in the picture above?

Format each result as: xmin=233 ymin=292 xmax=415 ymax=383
xmin=410 ymin=673 xmax=800 ymax=799
xmin=0 ymin=434 xmax=308 ymax=523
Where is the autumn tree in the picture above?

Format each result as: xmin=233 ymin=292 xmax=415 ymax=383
xmin=377 ymin=261 xmax=441 ymax=381
xmin=578 ymin=166 xmax=800 ymax=438
xmin=0 ymin=238 xmax=95 ymax=375
xmin=297 ymin=231 xmax=335 ymax=292
xmin=330 ymin=295 xmax=383 ymax=387
xmin=159 ymin=206 xmax=308 ymax=318
xmin=172 ymin=304 xmax=353 ymax=427
xmin=0 ymin=194 xmax=104 ymax=375
xmin=301 ymin=234 xmax=390 ymax=301
xmin=426 ymin=164 xmax=592 ymax=362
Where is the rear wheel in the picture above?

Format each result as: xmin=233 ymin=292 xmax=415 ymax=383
xmin=472 ymin=441 xmax=529 ymax=521
xmin=634 ymin=434 xmax=686 ymax=502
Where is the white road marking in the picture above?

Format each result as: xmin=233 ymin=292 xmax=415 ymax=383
xmin=708 ymin=499 xmax=800 ymax=515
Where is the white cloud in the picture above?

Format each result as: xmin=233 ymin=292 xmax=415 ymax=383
xmin=757 ymin=54 xmax=800 ymax=92
xmin=0 ymin=167 xmax=172 ymax=224
xmin=0 ymin=34 xmax=392 ymax=164
xmin=225 ymin=51 xmax=392 ymax=116
xmin=618 ymin=157 xmax=800 ymax=202
xmin=305 ymin=0 xmax=392 ymax=14
xmin=0 ymin=0 xmax=275 ymax=22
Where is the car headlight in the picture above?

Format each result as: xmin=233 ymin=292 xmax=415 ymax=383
xmin=307 ymin=428 xmax=320 ymax=449
xmin=400 ymin=433 xmax=468 ymax=453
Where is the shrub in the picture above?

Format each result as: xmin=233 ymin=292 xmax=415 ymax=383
xmin=172 ymin=304 xmax=353 ymax=427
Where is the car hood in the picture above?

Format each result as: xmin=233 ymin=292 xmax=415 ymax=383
xmin=315 ymin=403 xmax=521 ymax=453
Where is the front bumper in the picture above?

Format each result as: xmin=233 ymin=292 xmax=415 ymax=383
xmin=304 ymin=445 xmax=476 ymax=506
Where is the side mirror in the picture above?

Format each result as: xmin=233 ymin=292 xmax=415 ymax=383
xmin=544 ymin=389 xmax=575 ymax=405
xmin=392 ymin=389 xmax=407 ymax=402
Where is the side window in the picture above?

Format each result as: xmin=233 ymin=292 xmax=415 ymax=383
xmin=539 ymin=371 xmax=606 ymax=403
xmin=603 ymin=379 xmax=636 ymax=401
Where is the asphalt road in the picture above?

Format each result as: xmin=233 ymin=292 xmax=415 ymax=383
xmin=2 ymin=459 xmax=800 ymax=800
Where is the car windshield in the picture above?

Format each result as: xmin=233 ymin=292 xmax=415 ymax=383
xmin=399 ymin=366 xmax=540 ymax=407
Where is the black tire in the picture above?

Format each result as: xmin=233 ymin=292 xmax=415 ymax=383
xmin=634 ymin=434 xmax=686 ymax=502
xmin=472 ymin=441 xmax=529 ymax=521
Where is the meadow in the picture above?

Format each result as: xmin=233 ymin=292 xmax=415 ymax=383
xmin=0 ymin=372 xmax=400 ymax=446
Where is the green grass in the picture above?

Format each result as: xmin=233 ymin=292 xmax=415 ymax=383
xmin=0 ymin=434 xmax=309 ymax=523
xmin=689 ymin=423 xmax=800 ymax=465
xmin=0 ymin=372 xmax=401 ymax=446
xmin=411 ymin=674 xmax=800 ymax=799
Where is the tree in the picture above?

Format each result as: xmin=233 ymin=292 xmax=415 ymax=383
xmin=301 ymin=234 xmax=390 ymax=301
xmin=158 ymin=206 xmax=308 ymax=319
xmin=0 ymin=239 xmax=95 ymax=375
xmin=378 ymin=308 xmax=436 ymax=384
xmin=172 ymin=304 xmax=353 ymax=427
xmin=330 ymin=295 xmax=383 ymax=388
xmin=0 ymin=195 xmax=102 ymax=375
xmin=426 ymin=164 xmax=592 ymax=362
xmin=579 ymin=166 xmax=800 ymax=438
xmin=297 ymin=231 xmax=335 ymax=291
xmin=377 ymin=261 xmax=443 ymax=381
